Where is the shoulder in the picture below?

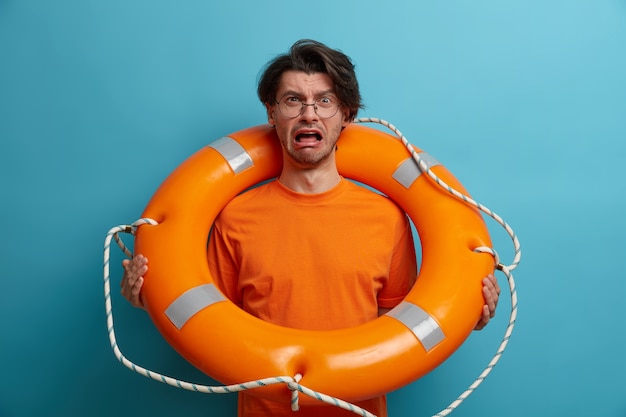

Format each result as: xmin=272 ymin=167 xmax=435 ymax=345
xmin=344 ymin=180 xmax=404 ymax=209
xmin=340 ymin=180 xmax=408 ymax=224
xmin=229 ymin=181 xmax=273 ymax=205
xmin=215 ymin=181 xmax=274 ymax=222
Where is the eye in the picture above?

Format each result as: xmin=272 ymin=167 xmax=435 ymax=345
xmin=283 ymin=96 xmax=302 ymax=107
xmin=317 ymin=96 xmax=334 ymax=107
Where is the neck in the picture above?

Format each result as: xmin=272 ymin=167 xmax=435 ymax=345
xmin=278 ymin=163 xmax=341 ymax=194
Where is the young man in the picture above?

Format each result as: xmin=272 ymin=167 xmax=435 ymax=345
xmin=122 ymin=39 xmax=500 ymax=417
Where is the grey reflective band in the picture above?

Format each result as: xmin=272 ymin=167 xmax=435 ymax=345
xmin=209 ymin=136 xmax=254 ymax=174
xmin=392 ymin=153 xmax=441 ymax=189
xmin=165 ymin=283 xmax=226 ymax=329
xmin=386 ymin=301 xmax=445 ymax=351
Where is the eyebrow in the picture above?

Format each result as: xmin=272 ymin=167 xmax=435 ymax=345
xmin=278 ymin=89 xmax=337 ymax=99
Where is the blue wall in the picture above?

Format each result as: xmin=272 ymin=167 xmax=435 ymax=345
xmin=2 ymin=1 xmax=625 ymax=416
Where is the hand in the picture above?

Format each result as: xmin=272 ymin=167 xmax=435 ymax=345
xmin=474 ymin=273 xmax=500 ymax=331
xmin=121 ymin=254 xmax=148 ymax=309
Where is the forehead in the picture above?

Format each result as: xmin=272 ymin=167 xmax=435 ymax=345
xmin=276 ymin=70 xmax=335 ymax=96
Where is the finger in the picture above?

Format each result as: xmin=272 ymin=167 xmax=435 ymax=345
xmin=127 ymin=256 xmax=148 ymax=283
xmin=482 ymin=305 xmax=491 ymax=324
xmin=483 ymin=284 xmax=497 ymax=318
xmin=474 ymin=305 xmax=490 ymax=330
xmin=121 ymin=275 xmax=144 ymax=308
xmin=489 ymin=273 xmax=501 ymax=295
xmin=485 ymin=275 xmax=500 ymax=300
xmin=120 ymin=256 xmax=148 ymax=306
xmin=121 ymin=259 xmax=130 ymax=288
xmin=129 ymin=255 xmax=146 ymax=272
xmin=130 ymin=276 xmax=144 ymax=307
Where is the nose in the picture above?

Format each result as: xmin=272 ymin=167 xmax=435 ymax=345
xmin=300 ymin=103 xmax=319 ymax=122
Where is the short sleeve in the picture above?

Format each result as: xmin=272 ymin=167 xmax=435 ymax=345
xmin=377 ymin=214 xmax=417 ymax=308
xmin=207 ymin=220 xmax=242 ymax=307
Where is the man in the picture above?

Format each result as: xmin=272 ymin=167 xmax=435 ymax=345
xmin=122 ymin=39 xmax=500 ymax=417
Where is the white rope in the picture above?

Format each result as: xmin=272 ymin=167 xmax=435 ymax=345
xmin=103 ymin=219 xmax=375 ymax=417
xmin=104 ymin=119 xmax=521 ymax=417
xmin=433 ymin=259 xmax=518 ymax=417
xmin=355 ymin=117 xmax=521 ymax=271
xmin=355 ymin=118 xmax=520 ymax=417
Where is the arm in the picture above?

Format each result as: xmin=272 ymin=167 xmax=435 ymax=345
xmin=377 ymin=213 xmax=417 ymax=317
xmin=207 ymin=221 xmax=243 ymax=306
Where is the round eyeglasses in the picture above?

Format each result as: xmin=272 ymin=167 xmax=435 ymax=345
xmin=274 ymin=96 xmax=341 ymax=119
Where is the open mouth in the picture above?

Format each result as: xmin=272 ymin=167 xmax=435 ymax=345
xmin=295 ymin=132 xmax=322 ymax=142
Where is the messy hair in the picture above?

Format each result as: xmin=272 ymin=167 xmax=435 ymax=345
xmin=257 ymin=39 xmax=363 ymax=121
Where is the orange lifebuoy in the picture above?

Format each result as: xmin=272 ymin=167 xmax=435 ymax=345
xmin=135 ymin=123 xmax=494 ymax=404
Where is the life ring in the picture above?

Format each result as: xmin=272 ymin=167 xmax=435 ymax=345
xmin=135 ymin=123 xmax=494 ymax=404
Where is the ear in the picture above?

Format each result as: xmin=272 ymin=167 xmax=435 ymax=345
xmin=341 ymin=107 xmax=351 ymax=128
xmin=265 ymin=102 xmax=276 ymax=126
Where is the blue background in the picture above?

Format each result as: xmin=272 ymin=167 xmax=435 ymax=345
xmin=1 ymin=1 xmax=625 ymax=416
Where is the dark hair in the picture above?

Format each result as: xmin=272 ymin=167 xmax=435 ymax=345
xmin=257 ymin=39 xmax=363 ymax=121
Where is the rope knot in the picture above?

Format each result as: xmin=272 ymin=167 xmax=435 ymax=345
xmin=287 ymin=374 xmax=303 ymax=411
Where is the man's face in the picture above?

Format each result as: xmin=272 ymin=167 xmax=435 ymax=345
xmin=266 ymin=70 xmax=350 ymax=167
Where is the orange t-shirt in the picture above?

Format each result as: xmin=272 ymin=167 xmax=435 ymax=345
xmin=208 ymin=179 xmax=417 ymax=416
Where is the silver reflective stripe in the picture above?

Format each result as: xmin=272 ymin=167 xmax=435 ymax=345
xmin=209 ymin=136 xmax=254 ymax=174
xmin=392 ymin=153 xmax=441 ymax=189
xmin=386 ymin=301 xmax=445 ymax=351
xmin=165 ymin=283 xmax=226 ymax=329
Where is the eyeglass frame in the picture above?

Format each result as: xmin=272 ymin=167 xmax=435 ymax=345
xmin=273 ymin=95 xmax=342 ymax=120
